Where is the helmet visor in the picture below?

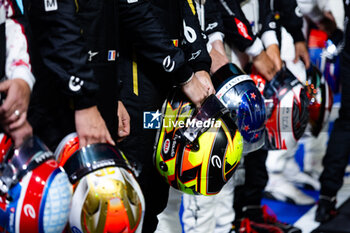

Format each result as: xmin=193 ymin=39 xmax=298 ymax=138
xmin=217 ymin=77 xmax=266 ymax=153
xmin=63 ymin=144 xmax=133 ymax=184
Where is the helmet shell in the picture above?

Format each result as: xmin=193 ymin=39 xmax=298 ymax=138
xmin=55 ymin=136 xmax=145 ymax=233
xmin=251 ymin=68 xmax=310 ymax=150
xmin=0 ymin=137 xmax=72 ymax=233
xmin=153 ymin=90 xmax=243 ymax=196
xmin=213 ymin=63 xmax=267 ymax=153
xmin=305 ymin=64 xmax=333 ymax=137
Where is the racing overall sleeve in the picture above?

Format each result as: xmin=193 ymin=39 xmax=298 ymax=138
xmin=28 ymin=0 xmax=99 ymax=110
xmin=275 ymin=0 xmax=305 ymax=43
xmin=204 ymin=0 xmax=225 ymax=46
xmin=4 ymin=0 xmax=35 ymax=90
xmin=181 ymin=0 xmax=211 ymax=73
xmin=119 ymin=0 xmax=194 ymax=85
xmin=259 ymin=0 xmax=279 ymax=48
xmin=216 ymin=0 xmax=264 ymax=57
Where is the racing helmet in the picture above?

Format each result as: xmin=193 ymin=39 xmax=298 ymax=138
xmin=153 ymin=90 xmax=244 ymax=196
xmin=55 ymin=134 xmax=145 ymax=233
xmin=0 ymin=136 xmax=72 ymax=233
xmin=0 ymin=133 xmax=13 ymax=164
xmin=308 ymin=28 xmax=342 ymax=93
xmin=251 ymin=68 xmax=310 ymax=150
xmin=212 ymin=63 xmax=267 ymax=153
xmin=305 ymin=64 xmax=333 ymax=137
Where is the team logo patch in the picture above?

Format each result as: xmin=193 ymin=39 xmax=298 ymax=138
xmin=69 ymin=76 xmax=84 ymax=92
xmin=44 ymin=0 xmax=57 ymax=11
xmin=143 ymin=110 xmax=161 ymax=129
xmin=235 ymin=18 xmax=252 ymax=40
xmin=163 ymin=56 xmax=175 ymax=72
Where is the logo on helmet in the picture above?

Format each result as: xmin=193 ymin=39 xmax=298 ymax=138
xmin=163 ymin=139 xmax=170 ymax=154
xmin=211 ymin=155 xmax=222 ymax=168
xmin=71 ymin=226 xmax=83 ymax=233
xmin=23 ymin=204 xmax=36 ymax=219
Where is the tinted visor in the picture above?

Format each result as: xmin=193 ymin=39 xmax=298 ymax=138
xmin=11 ymin=136 xmax=54 ymax=178
xmin=63 ymin=143 xmax=133 ymax=184
xmin=0 ymin=136 xmax=54 ymax=192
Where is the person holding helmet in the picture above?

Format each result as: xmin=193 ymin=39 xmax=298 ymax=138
xmin=26 ymin=0 xmax=212 ymax=231
xmin=198 ymin=0 xmax=309 ymax=232
xmin=116 ymin=0 xmax=216 ymax=231
xmin=154 ymin=1 xmax=283 ymax=232
xmin=26 ymin=0 xmax=211 ymax=151
xmin=0 ymin=0 xmax=34 ymax=148
xmin=265 ymin=0 xmax=342 ymax=209
xmin=298 ymin=0 xmax=350 ymax=223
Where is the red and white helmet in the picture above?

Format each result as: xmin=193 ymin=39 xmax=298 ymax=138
xmin=251 ymin=68 xmax=310 ymax=150
xmin=0 ymin=136 xmax=72 ymax=233
xmin=305 ymin=64 xmax=333 ymax=137
xmin=56 ymin=133 xmax=145 ymax=233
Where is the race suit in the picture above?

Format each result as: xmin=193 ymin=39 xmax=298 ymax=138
xmin=176 ymin=1 xmax=276 ymax=232
xmin=26 ymin=0 xmax=200 ymax=150
xmin=116 ymin=0 xmax=211 ymax=232
xmin=314 ymin=0 xmax=350 ymax=199
xmin=0 ymin=0 xmax=34 ymax=90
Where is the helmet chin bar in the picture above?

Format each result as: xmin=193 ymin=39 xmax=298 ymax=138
xmin=180 ymin=94 xmax=229 ymax=146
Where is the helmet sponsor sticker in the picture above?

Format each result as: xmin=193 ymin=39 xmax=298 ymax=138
xmin=163 ymin=139 xmax=170 ymax=154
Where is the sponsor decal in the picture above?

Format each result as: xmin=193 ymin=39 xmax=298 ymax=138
xmin=235 ymin=18 xmax=252 ymax=40
xmin=127 ymin=0 xmax=138 ymax=3
xmin=189 ymin=50 xmax=201 ymax=61
xmin=211 ymin=155 xmax=222 ymax=168
xmin=206 ymin=22 xmax=218 ymax=31
xmin=34 ymin=151 xmax=53 ymax=164
xmin=183 ymin=21 xmax=197 ymax=43
xmin=91 ymin=160 xmax=115 ymax=170
xmin=162 ymin=56 xmax=175 ymax=72
xmin=23 ymin=204 xmax=35 ymax=219
xmin=69 ymin=76 xmax=84 ymax=92
xmin=216 ymin=75 xmax=252 ymax=99
xmin=88 ymin=51 xmax=98 ymax=61
xmin=163 ymin=139 xmax=170 ymax=154
xmin=44 ymin=0 xmax=57 ymax=11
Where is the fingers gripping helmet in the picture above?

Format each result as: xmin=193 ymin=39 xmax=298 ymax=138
xmin=212 ymin=63 xmax=267 ymax=153
xmin=0 ymin=136 xmax=72 ymax=233
xmin=154 ymin=90 xmax=243 ymax=196
xmin=251 ymin=68 xmax=310 ymax=150
xmin=56 ymin=134 xmax=145 ymax=233
xmin=308 ymin=28 xmax=343 ymax=93
xmin=305 ymin=64 xmax=333 ymax=137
